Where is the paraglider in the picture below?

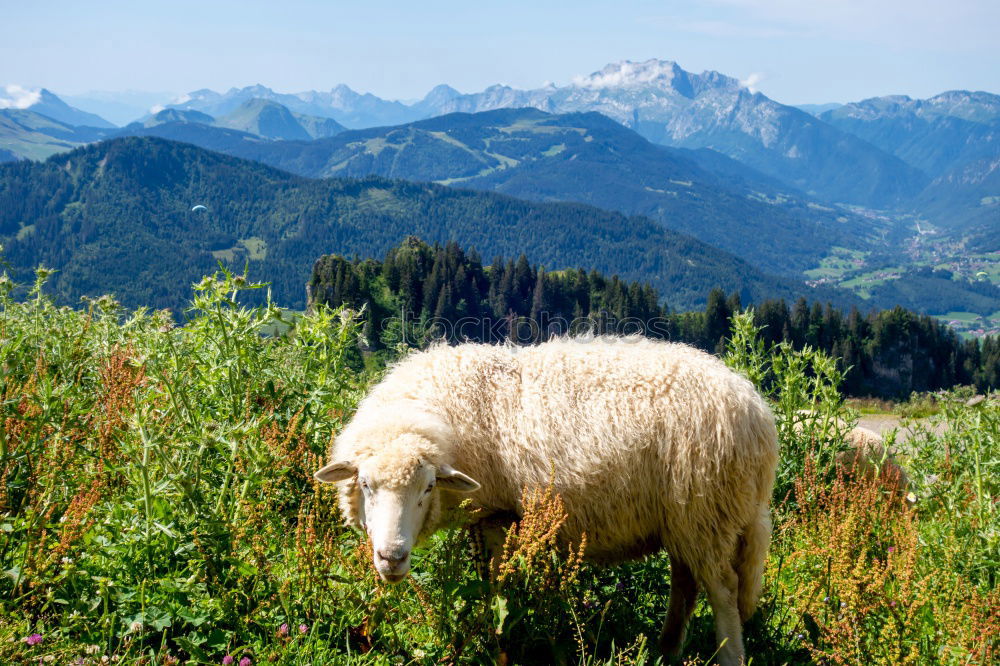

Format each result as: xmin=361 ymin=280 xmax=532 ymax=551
xmin=191 ymin=204 xmax=207 ymax=212
xmin=976 ymin=271 xmax=988 ymax=280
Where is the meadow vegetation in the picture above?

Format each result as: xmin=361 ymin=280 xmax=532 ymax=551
xmin=0 ymin=269 xmax=996 ymax=664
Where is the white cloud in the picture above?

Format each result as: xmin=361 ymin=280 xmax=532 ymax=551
xmin=741 ymin=72 xmax=764 ymax=93
xmin=573 ymin=59 xmax=679 ymax=89
xmin=149 ymin=104 xmax=165 ymax=114
xmin=0 ymin=84 xmax=41 ymax=110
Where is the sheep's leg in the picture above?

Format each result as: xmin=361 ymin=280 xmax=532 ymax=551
xmin=470 ymin=512 xmax=518 ymax=580
xmin=659 ymin=555 xmax=698 ymax=660
xmin=702 ymin=566 xmax=745 ymax=666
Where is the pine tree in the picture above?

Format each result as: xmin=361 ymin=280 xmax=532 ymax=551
xmin=704 ymin=288 xmax=731 ymax=352
xmin=530 ymin=268 xmax=548 ymax=341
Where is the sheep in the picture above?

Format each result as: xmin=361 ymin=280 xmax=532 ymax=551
xmin=315 ymin=336 xmax=779 ymax=665
xmin=836 ymin=426 xmax=910 ymax=493
xmin=793 ymin=412 xmax=911 ymax=496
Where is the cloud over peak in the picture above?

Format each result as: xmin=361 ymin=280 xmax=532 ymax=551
xmin=741 ymin=72 xmax=765 ymax=93
xmin=0 ymin=84 xmax=41 ymax=110
xmin=572 ymin=59 xmax=681 ymax=89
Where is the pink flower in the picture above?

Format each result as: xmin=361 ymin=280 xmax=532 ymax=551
xmin=887 ymin=547 xmax=895 ymax=553
xmin=222 ymin=657 xmax=234 ymax=666
xmin=24 ymin=634 xmax=43 ymax=646
xmin=278 ymin=623 xmax=289 ymax=637
xmin=239 ymin=658 xmax=252 ymax=666
xmin=298 ymin=624 xmax=308 ymax=635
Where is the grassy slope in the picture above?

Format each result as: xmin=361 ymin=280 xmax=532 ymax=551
xmin=0 ymin=285 xmax=995 ymax=665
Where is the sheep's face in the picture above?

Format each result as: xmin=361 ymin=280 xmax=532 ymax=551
xmin=314 ymin=457 xmax=479 ymax=583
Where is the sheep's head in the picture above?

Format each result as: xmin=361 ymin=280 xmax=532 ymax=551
xmin=314 ymin=450 xmax=479 ymax=583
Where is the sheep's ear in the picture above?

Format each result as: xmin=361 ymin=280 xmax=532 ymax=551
xmin=314 ymin=461 xmax=356 ymax=483
xmin=436 ymin=464 xmax=480 ymax=493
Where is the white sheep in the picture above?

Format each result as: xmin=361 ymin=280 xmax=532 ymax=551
xmin=315 ymin=336 xmax=778 ymax=665
xmin=793 ymin=412 xmax=911 ymax=496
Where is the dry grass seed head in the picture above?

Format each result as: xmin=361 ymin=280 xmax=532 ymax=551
xmin=496 ymin=483 xmax=587 ymax=592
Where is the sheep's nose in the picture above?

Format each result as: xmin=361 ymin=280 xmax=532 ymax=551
xmin=376 ymin=549 xmax=408 ymax=568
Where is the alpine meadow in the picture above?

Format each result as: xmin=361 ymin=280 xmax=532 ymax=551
xmin=1 ymin=2 xmax=999 ymax=664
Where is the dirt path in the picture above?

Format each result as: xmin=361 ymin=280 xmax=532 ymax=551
xmin=856 ymin=414 xmax=948 ymax=439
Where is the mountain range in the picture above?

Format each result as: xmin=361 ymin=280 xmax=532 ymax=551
xmin=166 ymin=84 xmax=418 ymax=128
xmin=153 ymin=61 xmax=925 ymax=208
xmin=1 ymin=60 xmax=997 ymax=320
xmin=122 ymin=106 xmax=876 ymax=278
xmin=130 ymin=99 xmax=346 ymax=141
xmin=1 ymin=87 xmax=116 ymax=129
xmin=0 ymin=99 xmax=348 ymax=163
xmin=6 ymin=60 xmax=996 ymax=219
xmin=820 ymin=91 xmax=1000 ymax=236
xmin=0 ymin=137 xmax=840 ymax=313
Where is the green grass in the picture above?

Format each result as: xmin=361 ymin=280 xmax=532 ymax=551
xmin=239 ymin=237 xmax=268 ymax=261
xmin=804 ymin=247 xmax=867 ymax=280
xmin=541 ymin=143 xmax=566 ymax=157
xmin=1 ymin=278 xmax=996 ymax=665
xmin=941 ymin=311 xmax=983 ymax=323
xmin=840 ymin=266 xmax=908 ymax=298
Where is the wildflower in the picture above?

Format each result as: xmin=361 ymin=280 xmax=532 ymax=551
xmin=298 ymin=624 xmax=308 ymax=635
xmin=222 ymin=657 xmax=234 ymax=666
xmin=887 ymin=546 xmax=895 ymax=553
xmin=239 ymin=658 xmax=252 ymax=666
xmin=278 ymin=623 xmax=289 ymax=637
xmin=24 ymin=634 xmax=43 ymax=646
xmin=129 ymin=621 xmax=143 ymax=633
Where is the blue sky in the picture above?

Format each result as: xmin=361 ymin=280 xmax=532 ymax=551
xmin=2 ymin=0 xmax=998 ymax=105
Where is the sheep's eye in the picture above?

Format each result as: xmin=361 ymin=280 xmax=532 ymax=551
xmin=424 ymin=483 xmax=434 ymax=494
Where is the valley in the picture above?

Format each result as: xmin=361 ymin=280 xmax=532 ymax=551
xmin=1 ymin=59 xmax=998 ymax=328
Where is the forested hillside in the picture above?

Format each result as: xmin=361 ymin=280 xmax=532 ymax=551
xmin=120 ymin=108 xmax=876 ymax=277
xmin=0 ymin=136 xmax=832 ymax=312
xmin=311 ymin=238 xmax=999 ymax=398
